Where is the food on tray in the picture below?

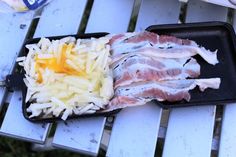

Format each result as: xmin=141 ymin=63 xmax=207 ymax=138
xmin=112 ymin=55 xmax=200 ymax=88
xmin=18 ymin=31 xmax=221 ymax=120
xmin=18 ymin=36 xmax=113 ymax=120
xmin=105 ymin=31 xmax=221 ymax=111
xmin=110 ymin=31 xmax=218 ymax=65
xmin=105 ymin=78 xmax=220 ymax=111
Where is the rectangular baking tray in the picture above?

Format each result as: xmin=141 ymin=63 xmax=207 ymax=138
xmin=146 ymin=21 xmax=236 ymax=108
xmin=17 ymin=32 xmax=121 ymax=123
xmin=17 ymin=22 xmax=236 ymax=122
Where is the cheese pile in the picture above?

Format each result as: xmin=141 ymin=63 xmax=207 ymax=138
xmin=17 ymin=36 xmax=113 ymax=120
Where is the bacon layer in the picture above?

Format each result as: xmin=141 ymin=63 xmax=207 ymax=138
xmin=110 ymin=31 xmax=218 ymax=65
xmin=105 ymin=78 xmax=221 ymax=111
xmin=106 ymin=31 xmax=221 ymax=112
xmin=113 ymin=55 xmax=200 ymax=88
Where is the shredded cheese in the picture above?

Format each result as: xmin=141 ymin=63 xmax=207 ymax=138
xmin=18 ymin=36 xmax=113 ymax=120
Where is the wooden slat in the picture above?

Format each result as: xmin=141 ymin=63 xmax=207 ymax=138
xmin=0 ymin=91 xmax=49 ymax=143
xmin=185 ymin=0 xmax=228 ymax=22
xmin=0 ymin=11 xmax=50 ymax=143
xmin=34 ymin=0 xmax=87 ymax=37
xmin=106 ymin=0 xmax=181 ymax=156
xmin=53 ymin=0 xmax=135 ymax=156
xmin=218 ymin=16 xmax=236 ymax=157
xmin=53 ymin=118 xmax=106 ymax=156
xmin=200 ymin=0 xmax=236 ymax=9
xmin=1 ymin=0 xmax=87 ymax=144
xmin=0 ymin=12 xmax=33 ymax=107
xmin=163 ymin=106 xmax=216 ymax=157
xmin=163 ymin=1 xmax=228 ymax=156
xmin=218 ymin=103 xmax=236 ymax=157
xmin=135 ymin=0 xmax=181 ymax=31
xmin=106 ymin=102 xmax=161 ymax=157
xmin=86 ymin=0 xmax=135 ymax=33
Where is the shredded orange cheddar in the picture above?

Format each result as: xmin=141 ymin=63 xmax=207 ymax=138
xmin=35 ymin=44 xmax=86 ymax=83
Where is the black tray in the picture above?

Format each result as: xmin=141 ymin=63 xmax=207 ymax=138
xmin=16 ymin=32 xmax=121 ymax=123
xmin=12 ymin=22 xmax=236 ymax=122
xmin=146 ymin=21 xmax=236 ymax=108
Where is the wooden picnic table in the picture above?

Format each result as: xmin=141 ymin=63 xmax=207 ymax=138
xmin=0 ymin=0 xmax=236 ymax=156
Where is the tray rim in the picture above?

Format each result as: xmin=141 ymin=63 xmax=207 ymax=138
xmin=146 ymin=21 xmax=235 ymax=33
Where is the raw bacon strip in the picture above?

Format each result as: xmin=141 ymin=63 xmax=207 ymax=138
xmin=102 ymin=97 xmax=148 ymax=112
xmin=113 ymin=55 xmax=200 ymax=88
xmin=108 ymin=96 xmax=147 ymax=109
xmin=115 ymin=78 xmax=221 ymax=101
xmin=100 ymin=96 xmax=148 ymax=113
xmin=107 ymin=78 xmax=221 ymax=111
xmin=109 ymin=31 xmax=158 ymax=46
xmin=110 ymin=31 xmax=218 ymax=65
xmin=136 ymin=46 xmax=218 ymax=65
xmin=104 ymin=78 xmax=221 ymax=111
